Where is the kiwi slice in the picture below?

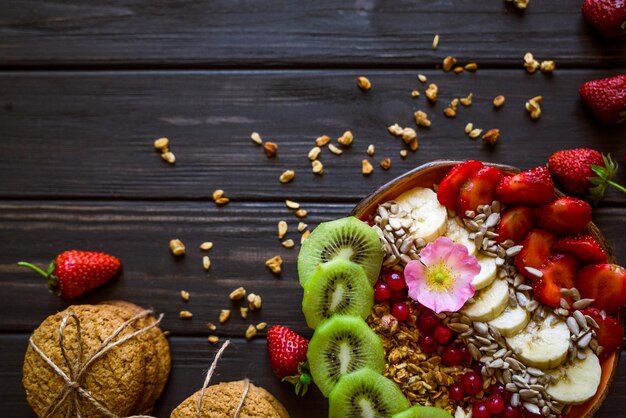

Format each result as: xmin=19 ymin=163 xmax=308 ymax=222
xmin=392 ymin=405 xmax=454 ymax=418
xmin=329 ymin=368 xmax=410 ymax=418
xmin=298 ymin=216 xmax=384 ymax=287
xmin=307 ymin=315 xmax=385 ymax=397
xmin=302 ymin=259 xmax=373 ymax=329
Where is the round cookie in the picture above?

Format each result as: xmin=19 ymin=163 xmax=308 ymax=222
xmin=101 ymin=300 xmax=171 ymax=414
xmin=170 ymin=380 xmax=290 ymax=418
xmin=23 ymin=304 xmax=147 ymax=418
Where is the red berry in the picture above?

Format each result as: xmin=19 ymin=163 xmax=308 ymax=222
xmin=461 ymin=371 xmax=483 ymax=396
xmin=486 ymin=395 xmax=505 ymax=414
xmin=449 ymin=383 xmax=465 ymax=401
xmin=434 ymin=325 xmax=454 ymax=344
xmin=374 ymin=282 xmax=392 ymax=302
xmin=391 ymin=302 xmax=410 ymax=321
xmin=522 ymin=411 xmax=543 ymax=418
xmin=419 ymin=335 xmax=439 ymax=354
xmin=417 ymin=310 xmax=440 ymax=335
xmin=385 ymin=271 xmax=406 ymax=291
xmin=456 ymin=345 xmax=471 ymax=365
xmin=441 ymin=346 xmax=463 ymax=366
xmin=503 ymin=405 xmax=522 ymax=418
xmin=488 ymin=383 xmax=511 ymax=402
xmin=472 ymin=402 xmax=492 ymax=418
xmin=390 ymin=288 xmax=408 ymax=304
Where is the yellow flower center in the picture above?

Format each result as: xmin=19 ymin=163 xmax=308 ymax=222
xmin=425 ymin=261 xmax=457 ymax=292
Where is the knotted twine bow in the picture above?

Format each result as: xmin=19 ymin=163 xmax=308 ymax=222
xmin=194 ymin=340 xmax=250 ymax=418
xmin=28 ymin=309 xmax=163 ymax=418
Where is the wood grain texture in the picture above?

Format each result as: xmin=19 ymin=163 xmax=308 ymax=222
xmin=1 ymin=69 xmax=625 ymax=202
xmin=1 ymin=1 xmax=625 ymax=68
xmin=1 ymin=201 xmax=624 ymax=336
xmin=3 ymin=333 xmax=626 ymax=418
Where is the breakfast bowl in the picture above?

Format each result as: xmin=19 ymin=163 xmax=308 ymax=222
xmin=350 ymin=160 xmax=621 ymax=418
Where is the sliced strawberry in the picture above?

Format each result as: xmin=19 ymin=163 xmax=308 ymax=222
xmin=495 ymin=166 xmax=555 ymax=206
xmin=576 ymin=263 xmax=626 ymax=313
xmin=553 ymin=234 xmax=608 ymax=265
xmin=457 ymin=166 xmax=503 ymax=214
xmin=580 ymin=308 xmax=624 ymax=359
xmin=532 ymin=254 xmax=579 ymax=308
xmin=535 ymin=197 xmax=592 ymax=236
xmin=515 ymin=229 xmax=558 ymax=279
xmin=495 ymin=206 xmax=535 ymax=244
xmin=437 ymin=160 xmax=484 ymax=210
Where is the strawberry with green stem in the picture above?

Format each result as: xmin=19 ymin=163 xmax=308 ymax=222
xmin=548 ymin=148 xmax=626 ymax=204
xmin=18 ymin=250 xmax=121 ymax=299
xmin=267 ymin=325 xmax=312 ymax=395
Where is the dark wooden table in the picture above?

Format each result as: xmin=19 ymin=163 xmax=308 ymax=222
xmin=1 ymin=1 xmax=625 ymax=417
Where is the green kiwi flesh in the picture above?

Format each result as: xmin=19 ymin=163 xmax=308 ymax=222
xmin=297 ymin=216 xmax=384 ymax=287
xmin=329 ymin=368 xmax=410 ymax=418
xmin=302 ymin=258 xmax=373 ymax=329
xmin=392 ymin=405 xmax=454 ymax=418
xmin=307 ymin=315 xmax=385 ymax=397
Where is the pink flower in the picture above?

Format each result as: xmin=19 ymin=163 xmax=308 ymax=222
xmin=404 ymin=237 xmax=480 ymax=313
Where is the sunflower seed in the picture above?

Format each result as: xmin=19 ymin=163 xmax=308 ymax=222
xmin=490 ymin=359 xmax=505 ymax=369
xmin=566 ymin=316 xmax=580 ymax=335
xmin=510 ymin=393 xmax=520 ymax=407
xmin=506 ymin=383 xmax=519 ymax=393
xmin=517 ymin=284 xmax=532 ymax=291
xmin=577 ymin=332 xmax=592 ymax=349
xmin=560 ymin=298 xmax=571 ymax=310
xmin=572 ymin=298 xmax=594 ymax=310
xmin=516 ymin=292 xmax=529 ymax=307
xmin=526 ymin=367 xmax=544 ymax=377
xmin=505 ymin=245 xmax=523 ymax=257
xmin=577 ymin=351 xmax=588 ymax=360
xmin=573 ymin=310 xmax=588 ymax=329
xmin=486 ymin=213 xmax=501 ymax=228
xmin=585 ymin=315 xmax=599 ymax=329
xmin=474 ymin=322 xmax=489 ymax=335
xmin=523 ymin=403 xmax=541 ymax=415
xmin=480 ymin=355 xmax=494 ymax=363
xmin=449 ymin=322 xmax=470 ymax=333
xmin=468 ymin=343 xmax=481 ymax=360
xmin=526 ymin=301 xmax=540 ymax=312
xmin=524 ymin=266 xmax=543 ymax=278
xmin=541 ymin=405 xmax=551 ymax=416
xmin=555 ymin=308 xmax=570 ymax=317
xmin=494 ymin=348 xmax=508 ymax=358
xmin=519 ymin=389 xmax=538 ymax=400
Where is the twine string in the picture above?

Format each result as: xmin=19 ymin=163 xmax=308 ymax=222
xmin=194 ymin=340 xmax=250 ymax=418
xmin=29 ymin=309 xmax=162 ymax=418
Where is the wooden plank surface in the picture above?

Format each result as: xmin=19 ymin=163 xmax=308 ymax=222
xmin=1 ymin=69 xmax=625 ymax=201
xmin=1 ymin=1 xmax=625 ymax=68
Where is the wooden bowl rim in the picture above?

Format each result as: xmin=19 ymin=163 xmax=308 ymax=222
xmin=350 ymin=159 xmax=621 ymax=418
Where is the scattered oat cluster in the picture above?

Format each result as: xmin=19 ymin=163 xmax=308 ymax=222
xmin=153 ymin=137 xmax=176 ymax=164
xmin=524 ymin=52 xmax=556 ymax=75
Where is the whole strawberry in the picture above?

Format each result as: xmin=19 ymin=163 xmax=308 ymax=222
xmin=267 ymin=325 xmax=311 ymax=395
xmin=18 ymin=250 xmax=121 ymax=299
xmin=579 ymin=75 xmax=626 ymax=124
xmin=582 ymin=0 xmax=626 ymax=38
xmin=547 ymin=148 xmax=626 ymax=203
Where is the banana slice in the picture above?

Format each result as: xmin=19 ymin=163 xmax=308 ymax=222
xmin=444 ymin=218 xmax=477 ymax=256
xmin=471 ymin=254 xmax=497 ymax=290
xmin=395 ymin=187 xmax=447 ymax=244
xmin=461 ymin=279 xmax=509 ymax=322
xmin=546 ymin=350 xmax=601 ymax=405
xmin=488 ymin=305 xmax=530 ymax=338
xmin=505 ymin=314 xmax=570 ymax=369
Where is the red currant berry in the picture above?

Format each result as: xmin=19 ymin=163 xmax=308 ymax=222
xmin=449 ymin=383 xmax=464 ymax=402
xmin=417 ymin=310 xmax=440 ymax=335
xmin=486 ymin=395 xmax=505 ymax=414
xmin=502 ymin=405 xmax=522 ymax=418
xmin=456 ymin=345 xmax=471 ymax=365
xmin=391 ymin=302 xmax=410 ymax=321
xmin=441 ymin=346 xmax=463 ymax=366
xmin=488 ymin=383 xmax=506 ymax=398
xmin=419 ymin=335 xmax=439 ymax=354
xmin=390 ymin=288 xmax=408 ymax=304
xmin=434 ymin=325 xmax=454 ymax=344
xmin=472 ymin=402 xmax=492 ymax=418
xmin=385 ymin=271 xmax=406 ymax=291
xmin=460 ymin=371 xmax=483 ymax=396
xmin=374 ymin=282 xmax=392 ymax=302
